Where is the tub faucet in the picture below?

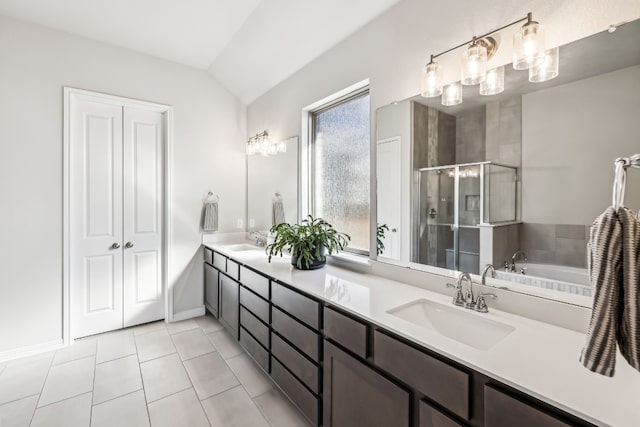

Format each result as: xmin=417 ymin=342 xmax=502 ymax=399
xmin=510 ymin=250 xmax=527 ymax=272
xmin=481 ymin=264 xmax=496 ymax=285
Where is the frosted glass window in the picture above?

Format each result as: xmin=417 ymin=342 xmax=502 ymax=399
xmin=312 ymin=92 xmax=370 ymax=252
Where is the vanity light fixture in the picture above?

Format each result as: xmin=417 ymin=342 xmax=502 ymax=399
xmin=442 ymin=82 xmax=463 ymax=106
xmin=480 ymin=66 xmax=505 ymax=95
xmin=247 ymin=131 xmax=290 ymax=156
xmin=421 ymin=56 xmax=443 ymax=97
xmin=461 ymin=37 xmax=489 ymax=85
xmin=528 ymin=46 xmax=559 ymax=82
xmin=420 ymin=12 xmax=557 ymax=105
xmin=513 ymin=13 xmax=546 ymax=70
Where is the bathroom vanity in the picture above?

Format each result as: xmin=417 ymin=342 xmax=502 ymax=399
xmin=203 ymin=243 xmax=639 ymax=427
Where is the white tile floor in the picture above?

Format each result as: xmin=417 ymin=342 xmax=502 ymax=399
xmin=0 ymin=314 xmax=311 ymax=427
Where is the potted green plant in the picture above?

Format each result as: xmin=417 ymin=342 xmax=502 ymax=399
xmin=266 ymin=215 xmax=350 ymax=270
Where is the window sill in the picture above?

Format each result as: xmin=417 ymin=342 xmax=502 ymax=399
xmin=328 ymin=252 xmax=372 ymax=270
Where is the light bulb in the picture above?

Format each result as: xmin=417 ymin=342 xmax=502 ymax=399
xmin=461 ymin=42 xmax=487 ymax=85
xmin=513 ymin=19 xmax=545 ymax=70
xmin=529 ymin=47 xmax=559 ymax=82
xmin=480 ymin=66 xmax=505 ymax=95
xmin=441 ymin=82 xmax=463 ymax=106
xmin=421 ymin=60 xmax=442 ymax=97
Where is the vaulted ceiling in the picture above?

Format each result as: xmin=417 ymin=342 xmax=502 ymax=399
xmin=0 ymin=0 xmax=401 ymax=104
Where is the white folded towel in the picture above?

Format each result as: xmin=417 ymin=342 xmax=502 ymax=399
xmin=204 ymin=202 xmax=218 ymax=232
xmin=273 ymin=197 xmax=285 ymax=225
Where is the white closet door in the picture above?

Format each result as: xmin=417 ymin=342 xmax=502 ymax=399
xmin=122 ymin=107 xmax=164 ymax=327
xmin=376 ymin=137 xmax=401 ymax=259
xmin=70 ymin=97 xmax=124 ymax=338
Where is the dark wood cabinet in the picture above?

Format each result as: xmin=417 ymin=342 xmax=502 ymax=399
xmin=219 ymin=274 xmax=239 ymax=339
xmin=204 ymin=263 xmax=219 ymax=318
xmin=324 ymin=340 xmax=410 ymax=427
xmin=374 ymin=330 xmax=471 ymax=421
xmin=484 ymin=385 xmax=572 ymax=427
xmin=420 ymin=401 xmax=463 ymax=427
xmin=203 ymin=247 xmax=595 ymax=427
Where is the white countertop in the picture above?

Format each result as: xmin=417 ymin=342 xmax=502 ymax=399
xmin=205 ymin=242 xmax=640 ymax=427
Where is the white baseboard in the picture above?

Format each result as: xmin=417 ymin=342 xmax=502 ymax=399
xmin=204 ymin=302 xmax=215 ymax=314
xmin=0 ymin=339 xmax=65 ymax=363
xmin=171 ymin=306 xmax=205 ymax=322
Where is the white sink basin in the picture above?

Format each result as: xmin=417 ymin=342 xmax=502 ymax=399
xmin=222 ymin=243 xmax=263 ymax=252
xmin=387 ymin=299 xmax=515 ymax=351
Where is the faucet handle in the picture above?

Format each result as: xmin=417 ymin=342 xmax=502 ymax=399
xmin=446 ymin=283 xmax=465 ymax=307
xmin=474 ymin=293 xmax=497 ymax=313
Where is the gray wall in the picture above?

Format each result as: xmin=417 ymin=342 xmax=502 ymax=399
xmin=522 ymin=64 xmax=640 ymax=225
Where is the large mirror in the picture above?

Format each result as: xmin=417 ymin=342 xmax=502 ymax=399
xmin=376 ymin=20 xmax=640 ymax=306
xmin=247 ymin=137 xmax=299 ymax=234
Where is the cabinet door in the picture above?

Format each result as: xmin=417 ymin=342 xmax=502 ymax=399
xmin=324 ymin=340 xmax=410 ymax=427
xmin=204 ymin=263 xmax=219 ymax=318
xmin=220 ymin=274 xmax=239 ymax=339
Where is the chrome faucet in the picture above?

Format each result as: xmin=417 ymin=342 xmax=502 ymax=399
xmin=510 ymin=250 xmax=527 ymax=272
xmin=481 ymin=264 xmax=496 ymax=284
xmin=250 ymin=231 xmax=267 ymax=247
xmin=447 ymin=271 xmax=498 ymax=313
xmin=458 ymin=272 xmax=475 ymax=309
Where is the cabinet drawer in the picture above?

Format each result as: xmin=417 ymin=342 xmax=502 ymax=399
xmin=213 ymin=252 xmax=227 ymax=271
xmin=324 ymin=306 xmax=367 ymax=358
xmin=272 ymin=307 xmax=320 ymax=362
xmin=240 ymin=266 xmax=270 ymax=299
xmin=420 ymin=401 xmax=462 ymax=427
xmin=204 ymin=247 xmax=213 ymax=265
xmin=240 ymin=306 xmax=269 ymax=348
xmin=272 ymin=282 xmax=320 ymax=330
xmin=226 ymin=259 xmax=240 ymax=281
xmin=374 ymin=331 xmax=470 ymax=420
xmin=239 ymin=286 xmax=270 ymax=324
xmin=484 ymin=385 xmax=571 ymax=427
xmin=271 ymin=357 xmax=319 ymax=426
xmin=239 ymin=327 xmax=269 ymax=373
xmin=272 ymin=333 xmax=319 ymax=394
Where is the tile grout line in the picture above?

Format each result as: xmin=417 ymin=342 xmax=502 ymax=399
xmin=31 ymin=390 xmax=93 ymax=411
xmin=31 ymin=352 xmax=56 ymax=421
xmin=132 ymin=331 xmax=152 ymax=427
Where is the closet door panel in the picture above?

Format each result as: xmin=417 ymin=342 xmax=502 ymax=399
xmin=70 ymin=96 xmax=124 ymax=338
xmin=123 ymin=107 xmax=165 ymax=327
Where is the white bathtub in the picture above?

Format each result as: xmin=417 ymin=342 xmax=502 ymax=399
xmin=495 ymin=263 xmax=591 ymax=297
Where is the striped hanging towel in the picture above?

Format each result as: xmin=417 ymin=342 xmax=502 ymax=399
xmin=203 ymin=202 xmax=218 ymax=232
xmin=580 ymin=207 xmax=623 ymax=377
xmin=619 ymin=207 xmax=640 ymax=372
xmin=273 ymin=196 xmax=285 ymax=226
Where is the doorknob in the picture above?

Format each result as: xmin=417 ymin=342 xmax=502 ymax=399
xmin=110 ymin=243 xmax=121 ymax=250
xmin=125 ymin=242 xmax=134 ymax=249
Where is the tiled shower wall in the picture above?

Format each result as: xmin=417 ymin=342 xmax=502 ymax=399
xmin=519 ymin=223 xmax=589 ymax=268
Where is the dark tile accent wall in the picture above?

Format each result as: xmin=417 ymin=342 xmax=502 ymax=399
xmin=520 ymin=223 xmax=589 ymax=268
xmin=455 ymin=106 xmax=486 ymax=164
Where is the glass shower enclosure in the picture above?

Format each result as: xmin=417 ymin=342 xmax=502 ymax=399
xmin=415 ymin=161 xmax=517 ymax=274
